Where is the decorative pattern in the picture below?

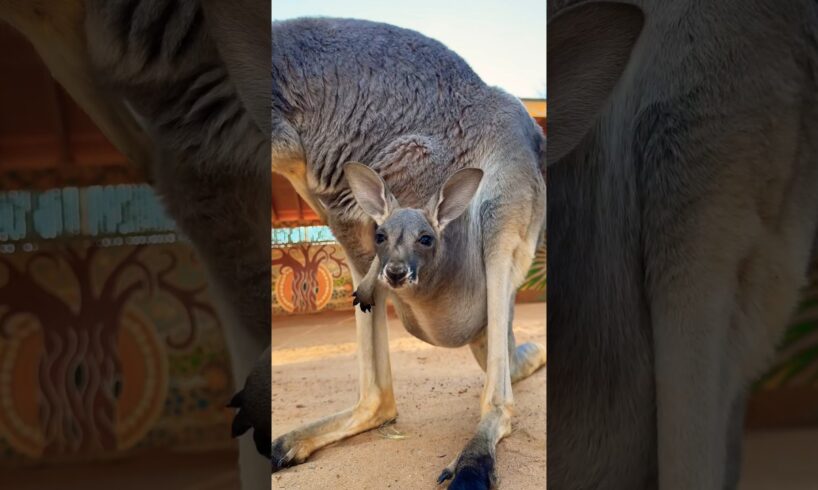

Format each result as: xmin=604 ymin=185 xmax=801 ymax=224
xmin=0 ymin=185 xmax=176 ymax=243
xmin=0 ymin=242 xmax=232 ymax=464
xmin=272 ymin=243 xmax=349 ymax=314
xmin=271 ymin=239 xmax=548 ymax=315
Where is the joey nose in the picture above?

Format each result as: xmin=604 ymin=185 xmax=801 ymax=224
xmin=385 ymin=263 xmax=407 ymax=283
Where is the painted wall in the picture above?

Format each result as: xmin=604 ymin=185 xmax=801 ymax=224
xmin=0 ymin=241 xmax=234 ymax=464
xmin=272 ymin=238 xmax=547 ymax=315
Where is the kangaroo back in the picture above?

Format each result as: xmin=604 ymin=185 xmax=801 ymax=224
xmin=272 ymin=17 xmax=544 ymax=213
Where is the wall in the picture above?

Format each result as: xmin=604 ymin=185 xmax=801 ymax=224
xmin=272 ymin=238 xmax=547 ymax=315
xmin=0 ymin=240 xmax=234 ymax=464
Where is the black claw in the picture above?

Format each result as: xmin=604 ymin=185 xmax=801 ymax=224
xmin=437 ymin=468 xmax=453 ymax=484
xmin=448 ymin=468 xmax=490 ymax=490
xmin=271 ymin=439 xmax=297 ymax=473
xmin=447 ymin=453 xmax=495 ymax=490
xmin=353 ymin=290 xmax=374 ymax=312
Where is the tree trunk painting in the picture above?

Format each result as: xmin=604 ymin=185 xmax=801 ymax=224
xmin=272 ymin=243 xmax=348 ymax=314
xmin=0 ymin=243 xmax=218 ymax=457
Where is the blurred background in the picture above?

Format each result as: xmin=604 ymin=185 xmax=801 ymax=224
xmin=0 ymin=23 xmax=239 ymax=489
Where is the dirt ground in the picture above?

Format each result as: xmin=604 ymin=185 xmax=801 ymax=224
xmin=271 ymin=303 xmax=547 ymax=490
xmin=4 ymin=300 xmax=817 ymax=489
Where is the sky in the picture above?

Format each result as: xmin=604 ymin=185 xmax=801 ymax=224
xmin=272 ymin=0 xmax=546 ymax=99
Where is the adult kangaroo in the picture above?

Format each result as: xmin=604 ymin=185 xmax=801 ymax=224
xmin=548 ymin=1 xmax=818 ymax=489
xmin=271 ymin=17 xmax=546 ymax=488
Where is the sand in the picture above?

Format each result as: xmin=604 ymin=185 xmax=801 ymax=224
xmin=271 ymin=303 xmax=547 ymax=490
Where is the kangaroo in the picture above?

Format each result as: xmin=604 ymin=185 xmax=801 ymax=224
xmin=271 ymin=17 xmax=546 ymax=488
xmin=345 ymin=162 xmax=546 ymax=380
xmin=0 ymin=2 xmax=272 ymax=488
xmin=347 ymin=163 xmax=482 ymax=312
xmin=548 ymin=1 xmax=818 ymax=489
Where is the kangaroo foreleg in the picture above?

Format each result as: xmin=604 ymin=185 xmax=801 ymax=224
xmin=352 ymin=256 xmax=380 ymax=312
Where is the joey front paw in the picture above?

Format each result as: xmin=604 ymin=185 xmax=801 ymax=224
xmin=352 ymin=290 xmax=373 ymax=313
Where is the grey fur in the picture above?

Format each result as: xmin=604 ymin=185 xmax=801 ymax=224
xmin=272 ymin=17 xmax=547 ymax=486
xmin=548 ymin=1 xmax=818 ymax=489
xmin=345 ymin=164 xmax=485 ymax=321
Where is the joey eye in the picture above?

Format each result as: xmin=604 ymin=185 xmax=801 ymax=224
xmin=375 ymin=232 xmax=387 ymax=244
xmin=418 ymin=235 xmax=434 ymax=247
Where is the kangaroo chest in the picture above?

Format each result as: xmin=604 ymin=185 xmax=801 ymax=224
xmin=392 ymin=273 xmax=488 ymax=348
xmin=327 ymin=211 xmax=488 ymax=348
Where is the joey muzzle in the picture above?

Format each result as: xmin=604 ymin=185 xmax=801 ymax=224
xmin=384 ymin=261 xmax=410 ymax=287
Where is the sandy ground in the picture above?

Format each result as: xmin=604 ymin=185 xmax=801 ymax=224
xmin=4 ymin=300 xmax=818 ymax=489
xmin=3 ymin=428 xmax=817 ymax=489
xmin=271 ymin=303 xmax=548 ymax=490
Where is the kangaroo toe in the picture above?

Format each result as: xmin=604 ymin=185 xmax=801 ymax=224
xmin=446 ymin=453 xmax=494 ymax=489
xmin=439 ymin=450 xmax=495 ymax=489
xmin=271 ymin=433 xmax=311 ymax=472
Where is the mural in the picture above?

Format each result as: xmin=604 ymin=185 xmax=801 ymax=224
xmin=271 ymin=238 xmax=549 ymax=315
xmin=272 ymin=243 xmax=351 ymax=315
xmin=0 ymin=241 xmax=234 ymax=464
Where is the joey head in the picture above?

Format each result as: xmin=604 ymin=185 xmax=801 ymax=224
xmin=343 ymin=162 xmax=484 ymax=312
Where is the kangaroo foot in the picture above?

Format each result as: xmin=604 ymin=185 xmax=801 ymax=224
xmin=510 ymin=341 xmax=547 ymax=383
xmin=438 ymin=404 xmax=510 ymax=489
xmin=227 ymin=350 xmax=271 ymax=458
xmin=272 ymin=397 xmax=397 ymax=472
xmin=437 ymin=440 xmax=496 ymax=489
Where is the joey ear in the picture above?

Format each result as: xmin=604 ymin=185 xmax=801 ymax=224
xmin=547 ymin=1 xmax=644 ymax=165
xmin=344 ymin=162 xmax=394 ymax=223
xmin=434 ymin=168 xmax=484 ymax=229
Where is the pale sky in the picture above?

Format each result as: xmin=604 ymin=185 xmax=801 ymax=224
xmin=272 ymin=0 xmax=546 ymax=99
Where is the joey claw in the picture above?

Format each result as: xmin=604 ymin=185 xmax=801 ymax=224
xmin=352 ymin=289 xmax=373 ymax=312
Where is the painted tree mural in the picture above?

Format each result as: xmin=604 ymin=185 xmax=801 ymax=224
xmin=272 ymin=243 xmax=348 ymax=313
xmin=0 ymin=244 xmax=217 ymax=455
